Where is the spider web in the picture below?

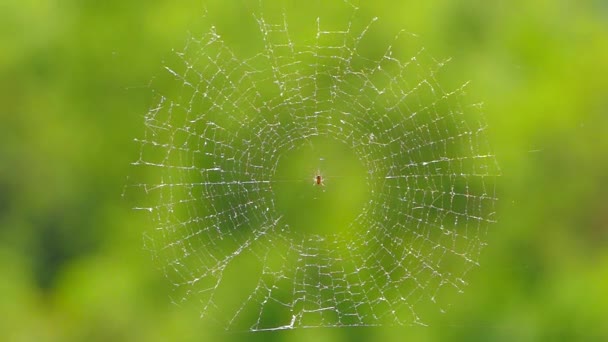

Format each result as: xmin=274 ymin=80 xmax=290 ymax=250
xmin=128 ymin=4 xmax=499 ymax=332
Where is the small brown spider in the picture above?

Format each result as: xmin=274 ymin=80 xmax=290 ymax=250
xmin=313 ymin=170 xmax=324 ymax=186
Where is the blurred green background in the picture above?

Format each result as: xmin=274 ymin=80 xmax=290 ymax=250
xmin=1 ymin=0 xmax=607 ymax=341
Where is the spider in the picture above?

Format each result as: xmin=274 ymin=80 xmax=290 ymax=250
xmin=313 ymin=170 xmax=324 ymax=186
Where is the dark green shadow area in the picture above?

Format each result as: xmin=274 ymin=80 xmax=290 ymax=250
xmin=272 ymin=136 xmax=370 ymax=237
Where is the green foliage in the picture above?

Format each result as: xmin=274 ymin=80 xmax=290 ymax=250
xmin=1 ymin=0 xmax=607 ymax=340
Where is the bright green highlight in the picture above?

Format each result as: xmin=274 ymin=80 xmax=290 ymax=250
xmin=273 ymin=136 xmax=369 ymax=237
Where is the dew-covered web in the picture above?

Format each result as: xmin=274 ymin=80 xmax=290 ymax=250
xmin=129 ymin=3 xmax=499 ymax=332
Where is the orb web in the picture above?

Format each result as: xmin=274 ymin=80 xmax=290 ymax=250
xmin=129 ymin=6 xmax=499 ymax=332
